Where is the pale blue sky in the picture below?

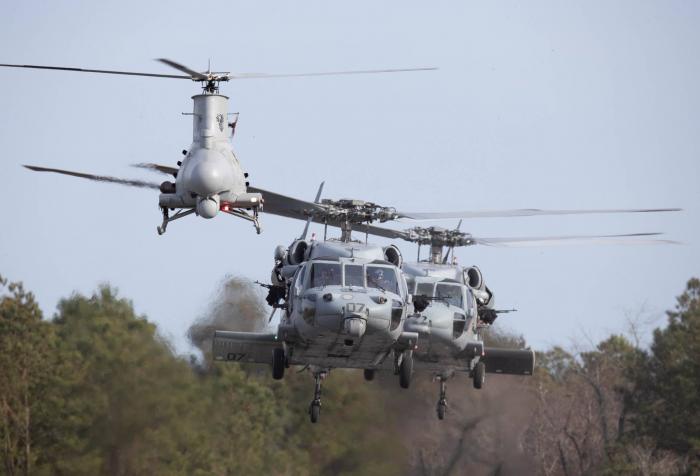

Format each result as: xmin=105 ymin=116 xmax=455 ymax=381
xmin=1 ymin=1 xmax=698 ymax=351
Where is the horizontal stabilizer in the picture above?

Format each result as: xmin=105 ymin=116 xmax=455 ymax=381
xmin=483 ymin=347 xmax=535 ymax=375
xmin=212 ymin=330 xmax=281 ymax=364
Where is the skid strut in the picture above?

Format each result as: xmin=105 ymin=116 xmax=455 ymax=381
xmin=157 ymin=207 xmax=195 ymax=235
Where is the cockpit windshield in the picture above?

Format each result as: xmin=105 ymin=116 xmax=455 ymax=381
xmin=344 ymin=264 xmax=364 ymax=287
xmin=309 ymin=262 xmax=342 ymax=288
xmin=366 ymin=265 xmax=399 ymax=294
xmin=435 ymin=283 xmax=464 ymax=308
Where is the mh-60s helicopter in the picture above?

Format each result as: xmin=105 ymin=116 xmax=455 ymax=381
xmin=1 ymin=59 xmax=435 ymax=234
xmin=358 ymin=223 xmax=679 ymax=419
xmin=209 ymin=184 xmax=679 ymax=423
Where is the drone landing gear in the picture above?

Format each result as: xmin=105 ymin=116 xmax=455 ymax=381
xmin=436 ymin=376 xmax=448 ymax=420
xmin=157 ymin=207 xmax=196 ymax=235
xmin=220 ymin=206 xmax=262 ymax=234
xmin=308 ymin=370 xmax=327 ymax=424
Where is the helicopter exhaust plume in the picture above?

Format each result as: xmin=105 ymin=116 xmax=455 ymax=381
xmin=23 ymin=165 xmax=160 ymax=190
xmin=187 ymin=276 xmax=268 ymax=355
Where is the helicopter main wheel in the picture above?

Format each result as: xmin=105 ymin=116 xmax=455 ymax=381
xmin=272 ymin=348 xmax=285 ymax=380
xmin=363 ymin=369 xmax=375 ymax=381
xmin=399 ymin=353 xmax=413 ymax=389
xmin=473 ymin=361 xmax=485 ymax=389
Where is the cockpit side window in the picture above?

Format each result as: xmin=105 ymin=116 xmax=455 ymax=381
xmin=296 ymin=264 xmax=307 ymax=293
xmin=436 ymin=283 xmax=464 ymax=309
xmin=366 ymin=266 xmax=399 ymax=294
xmin=416 ymin=282 xmax=435 ymax=298
xmin=310 ymin=262 xmax=341 ymax=288
xmin=344 ymin=264 xmax=364 ymax=287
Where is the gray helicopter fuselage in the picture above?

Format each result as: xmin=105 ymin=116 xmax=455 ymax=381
xmin=158 ymin=94 xmax=261 ymax=218
xmin=402 ymin=262 xmax=486 ymax=374
xmin=278 ymin=239 xmax=410 ymax=369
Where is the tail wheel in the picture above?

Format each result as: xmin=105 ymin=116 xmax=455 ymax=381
xmin=363 ymin=369 xmax=375 ymax=381
xmin=473 ymin=361 xmax=485 ymax=389
xmin=437 ymin=401 xmax=446 ymax=420
xmin=272 ymin=348 xmax=285 ymax=380
xmin=309 ymin=403 xmax=320 ymax=423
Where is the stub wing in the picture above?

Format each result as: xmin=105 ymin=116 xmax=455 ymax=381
xmin=482 ymin=347 xmax=535 ymax=375
xmin=212 ymin=330 xmax=281 ymax=364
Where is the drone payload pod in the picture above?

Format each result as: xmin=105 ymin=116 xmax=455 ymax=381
xmin=3 ymin=58 xmax=436 ymax=234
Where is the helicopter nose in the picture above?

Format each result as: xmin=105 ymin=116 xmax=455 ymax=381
xmin=343 ymin=316 xmax=366 ymax=338
xmin=189 ymin=161 xmax=225 ymax=196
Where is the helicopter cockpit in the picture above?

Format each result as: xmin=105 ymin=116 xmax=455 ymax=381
xmin=303 ymin=260 xmax=403 ymax=296
xmin=410 ymin=278 xmax=476 ymax=315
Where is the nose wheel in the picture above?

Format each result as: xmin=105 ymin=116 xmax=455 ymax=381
xmin=308 ymin=371 xmax=327 ymax=424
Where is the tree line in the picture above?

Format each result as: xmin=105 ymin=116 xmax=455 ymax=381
xmin=1 ymin=274 xmax=698 ymax=475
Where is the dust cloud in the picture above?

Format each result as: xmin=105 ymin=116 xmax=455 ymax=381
xmin=187 ymin=275 xmax=269 ymax=354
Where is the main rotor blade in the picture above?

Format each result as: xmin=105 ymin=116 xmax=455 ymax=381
xmin=155 ymin=58 xmax=208 ymax=80
xmin=472 ymin=232 xmax=680 ymax=247
xmin=23 ymin=165 xmax=160 ymax=190
xmin=398 ymin=207 xmax=681 ymax=220
xmin=0 ymin=63 xmax=190 ymax=79
xmin=248 ymin=186 xmax=327 ymax=220
xmin=132 ymin=163 xmax=178 ymax=176
xmin=230 ymin=67 xmax=437 ymax=80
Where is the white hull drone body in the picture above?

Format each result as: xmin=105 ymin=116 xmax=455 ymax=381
xmin=2 ymin=59 xmax=435 ymax=234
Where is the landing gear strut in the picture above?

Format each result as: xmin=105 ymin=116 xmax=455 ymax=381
xmin=157 ymin=207 xmax=195 ymax=235
xmin=436 ymin=377 xmax=447 ymax=420
xmin=309 ymin=371 xmax=327 ymax=424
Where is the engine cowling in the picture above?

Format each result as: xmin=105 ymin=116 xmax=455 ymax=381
xmin=287 ymin=240 xmax=309 ymax=265
xmin=383 ymin=245 xmax=403 ymax=267
xmin=464 ymin=266 xmax=483 ymax=290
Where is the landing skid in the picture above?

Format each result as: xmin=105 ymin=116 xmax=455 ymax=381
xmin=220 ymin=206 xmax=262 ymax=234
xmin=157 ymin=208 xmax=195 ymax=235
xmin=156 ymin=205 xmax=261 ymax=235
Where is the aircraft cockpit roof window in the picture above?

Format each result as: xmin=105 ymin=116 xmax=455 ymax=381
xmin=309 ymin=262 xmax=342 ymax=288
xmin=366 ymin=265 xmax=399 ymax=294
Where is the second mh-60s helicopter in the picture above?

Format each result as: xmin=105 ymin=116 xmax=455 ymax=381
xmin=354 ymin=223 xmax=679 ymax=419
xmin=203 ymin=183 xmax=678 ymax=423
xmin=1 ymin=58 xmax=435 ymax=234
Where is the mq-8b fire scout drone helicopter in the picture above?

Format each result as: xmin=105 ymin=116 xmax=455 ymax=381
xmin=1 ymin=59 xmax=435 ymax=234
xmin=209 ymin=184 xmax=679 ymax=423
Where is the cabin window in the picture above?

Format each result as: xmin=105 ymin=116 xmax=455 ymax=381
xmin=344 ymin=264 xmax=365 ymax=287
xmin=415 ymin=282 xmax=435 ymax=298
xmin=309 ymin=262 xmax=341 ymax=288
xmin=436 ymin=283 xmax=463 ymax=309
xmin=366 ymin=266 xmax=399 ymax=294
